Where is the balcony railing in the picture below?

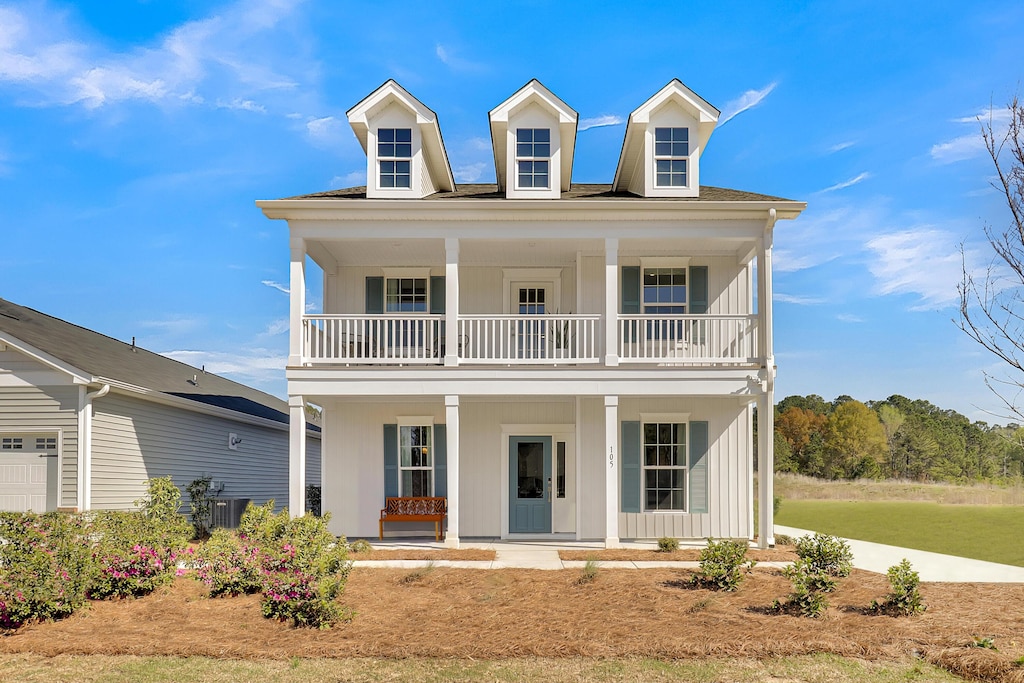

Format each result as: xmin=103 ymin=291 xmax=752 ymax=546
xmin=458 ymin=315 xmax=601 ymax=364
xmin=303 ymin=315 xmax=444 ymax=364
xmin=617 ymin=315 xmax=759 ymax=363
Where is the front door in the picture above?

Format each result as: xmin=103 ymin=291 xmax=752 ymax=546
xmin=508 ymin=436 xmax=552 ymax=533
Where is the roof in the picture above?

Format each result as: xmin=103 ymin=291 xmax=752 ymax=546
xmin=284 ymin=183 xmax=796 ymax=203
xmin=0 ymin=298 xmax=303 ymax=428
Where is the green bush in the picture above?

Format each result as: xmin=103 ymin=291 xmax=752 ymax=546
xmin=349 ymin=539 xmax=373 ymax=554
xmin=794 ymin=533 xmax=853 ymax=578
xmin=871 ymin=559 xmax=926 ymax=616
xmin=691 ymin=539 xmax=755 ymax=591
xmin=193 ymin=528 xmax=263 ymax=597
xmin=776 ymin=557 xmax=833 ymax=617
xmin=186 ymin=475 xmax=214 ymax=540
xmin=657 ymin=537 xmax=680 ymax=552
xmin=773 ymin=495 xmax=783 ymax=515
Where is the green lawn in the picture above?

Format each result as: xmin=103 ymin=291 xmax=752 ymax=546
xmin=776 ymin=500 xmax=1024 ymax=566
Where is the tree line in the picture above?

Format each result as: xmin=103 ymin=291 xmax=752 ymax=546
xmin=768 ymin=395 xmax=1024 ymax=482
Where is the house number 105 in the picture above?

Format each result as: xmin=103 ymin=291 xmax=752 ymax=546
xmin=609 ymin=448 xmax=614 ymax=468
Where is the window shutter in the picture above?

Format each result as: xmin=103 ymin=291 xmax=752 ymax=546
xmin=621 ymin=421 xmax=641 ymax=513
xmin=429 ymin=276 xmax=445 ymax=314
xmin=365 ymin=276 xmax=384 ymax=314
xmin=688 ymin=421 xmax=709 ymax=514
xmin=383 ymin=424 xmax=398 ymax=498
xmin=621 ymin=266 xmax=641 ymax=314
xmin=689 ymin=266 xmax=708 ymax=314
xmin=433 ymin=424 xmax=447 ymax=497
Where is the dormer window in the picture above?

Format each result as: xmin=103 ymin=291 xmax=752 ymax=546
xmin=515 ymin=128 xmax=550 ymax=189
xmin=654 ymin=127 xmax=689 ymax=187
xmin=378 ymin=128 xmax=412 ymax=188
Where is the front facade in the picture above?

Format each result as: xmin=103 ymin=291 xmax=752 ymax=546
xmin=259 ymin=79 xmax=805 ymax=548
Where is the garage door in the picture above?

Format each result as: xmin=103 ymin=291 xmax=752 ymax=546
xmin=0 ymin=434 xmax=55 ymax=512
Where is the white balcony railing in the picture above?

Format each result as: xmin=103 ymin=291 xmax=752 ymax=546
xmin=303 ymin=315 xmax=444 ymax=364
xmin=617 ymin=315 xmax=759 ymax=363
xmin=458 ymin=315 xmax=602 ymax=364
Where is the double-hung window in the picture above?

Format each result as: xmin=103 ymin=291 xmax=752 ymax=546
xmin=399 ymin=425 xmax=432 ymax=496
xmin=378 ymin=128 xmax=412 ymax=188
xmin=654 ymin=127 xmax=688 ymax=187
xmin=643 ymin=267 xmax=687 ymax=341
xmin=385 ymin=277 xmax=427 ymax=313
xmin=643 ymin=422 xmax=687 ymax=511
xmin=516 ymin=128 xmax=550 ymax=188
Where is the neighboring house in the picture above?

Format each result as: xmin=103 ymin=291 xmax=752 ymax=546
xmin=257 ymin=79 xmax=805 ymax=548
xmin=0 ymin=297 xmax=320 ymax=514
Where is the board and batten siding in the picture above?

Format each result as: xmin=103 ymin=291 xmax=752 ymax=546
xmin=0 ymin=348 xmax=80 ymax=509
xmin=577 ymin=396 xmax=607 ymax=539
xmin=90 ymin=392 xmax=304 ymax=511
xmin=617 ymin=397 xmax=752 ymax=540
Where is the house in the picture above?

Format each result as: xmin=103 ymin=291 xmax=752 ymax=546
xmin=257 ymin=79 xmax=805 ymax=548
xmin=0 ymin=297 xmax=320 ymax=515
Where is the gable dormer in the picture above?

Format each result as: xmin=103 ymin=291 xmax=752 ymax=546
xmin=489 ymin=80 xmax=577 ymax=199
xmin=613 ymin=79 xmax=719 ymax=198
xmin=347 ymin=80 xmax=455 ymax=199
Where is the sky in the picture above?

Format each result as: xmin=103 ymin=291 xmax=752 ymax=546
xmin=1 ymin=0 xmax=1022 ymax=423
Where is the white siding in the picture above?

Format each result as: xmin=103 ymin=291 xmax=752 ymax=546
xmin=91 ymin=393 xmax=295 ymax=511
xmin=577 ymin=397 xmax=606 ymax=539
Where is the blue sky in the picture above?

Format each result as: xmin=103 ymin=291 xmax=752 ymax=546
xmin=1 ymin=1 xmax=1022 ymax=422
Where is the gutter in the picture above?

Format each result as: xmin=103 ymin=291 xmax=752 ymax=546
xmin=79 ymin=383 xmax=110 ymax=511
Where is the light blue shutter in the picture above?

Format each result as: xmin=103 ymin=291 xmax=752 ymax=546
xmin=365 ymin=276 xmax=384 ymax=314
xmin=383 ymin=424 xmax=398 ymax=498
xmin=689 ymin=266 xmax=708 ymax=314
xmin=621 ymin=421 xmax=641 ymax=513
xmin=688 ymin=421 xmax=709 ymax=514
xmin=621 ymin=266 xmax=641 ymax=314
xmin=433 ymin=424 xmax=447 ymax=497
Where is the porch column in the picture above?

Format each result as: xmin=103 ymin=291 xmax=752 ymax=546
xmin=289 ymin=236 xmax=306 ymax=367
xmin=604 ymin=238 xmax=619 ymax=367
xmin=288 ymin=396 xmax=307 ymax=517
xmin=604 ymin=395 xmax=620 ymax=548
xmin=444 ymin=395 xmax=460 ymax=548
xmin=445 ymin=238 xmax=459 ymax=367
xmin=756 ymin=209 xmax=777 ymax=548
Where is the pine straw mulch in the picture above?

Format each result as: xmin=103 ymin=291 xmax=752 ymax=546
xmin=558 ymin=547 xmax=797 ymax=562
xmin=2 ymin=569 xmax=1023 ymax=681
xmin=353 ymin=548 xmax=496 ymax=561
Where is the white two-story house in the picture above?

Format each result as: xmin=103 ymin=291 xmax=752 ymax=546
xmin=257 ymin=79 xmax=805 ymax=548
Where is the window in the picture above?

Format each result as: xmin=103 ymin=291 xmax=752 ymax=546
xmin=516 ymin=128 xmax=550 ymax=188
xmin=654 ymin=127 xmax=688 ymax=187
xmin=643 ymin=267 xmax=687 ymax=314
xmin=643 ymin=422 xmax=686 ymax=511
xmin=386 ymin=277 xmax=427 ymax=312
xmin=378 ymin=128 xmax=412 ymax=188
xmin=399 ymin=425 xmax=432 ymax=496
xmin=1 ymin=437 xmax=23 ymax=450
xmin=35 ymin=437 xmax=56 ymax=451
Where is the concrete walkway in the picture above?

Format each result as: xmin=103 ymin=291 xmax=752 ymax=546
xmin=776 ymin=525 xmax=1024 ymax=583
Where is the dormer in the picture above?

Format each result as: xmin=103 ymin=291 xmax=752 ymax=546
xmin=613 ymin=79 xmax=719 ymax=198
xmin=489 ymin=80 xmax=577 ymax=199
xmin=347 ymin=80 xmax=455 ymax=199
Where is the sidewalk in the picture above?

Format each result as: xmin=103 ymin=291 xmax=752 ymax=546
xmin=776 ymin=525 xmax=1024 ymax=583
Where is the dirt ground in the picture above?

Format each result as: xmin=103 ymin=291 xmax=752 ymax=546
xmin=2 ymin=567 xmax=1023 ymax=680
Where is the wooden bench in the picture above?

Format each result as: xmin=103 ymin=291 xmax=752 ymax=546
xmin=379 ymin=496 xmax=447 ymax=541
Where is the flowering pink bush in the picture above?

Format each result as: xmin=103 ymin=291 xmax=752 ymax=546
xmin=193 ymin=528 xmax=263 ymax=596
xmin=89 ymin=544 xmax=185 ymax=599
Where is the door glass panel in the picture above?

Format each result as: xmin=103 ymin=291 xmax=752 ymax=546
xmin=556 ymin=441 xmax=566 ymax=498
xmin=517 ymin=287 xmax=547 ymax=358
xmin=516 ymin=441 xmax=544 ymax=499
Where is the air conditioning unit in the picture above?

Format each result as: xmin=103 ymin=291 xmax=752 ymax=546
xmin=211 ymin=497 xmax=250 ymax=529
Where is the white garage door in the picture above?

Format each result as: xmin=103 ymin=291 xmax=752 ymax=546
xmin=0 ymin=434 xmax=55 ymax=512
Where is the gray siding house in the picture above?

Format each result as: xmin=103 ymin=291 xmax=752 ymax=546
xmin=0 ymin=298 xmax=320 ymax=514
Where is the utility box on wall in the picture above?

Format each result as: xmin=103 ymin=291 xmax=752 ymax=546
xmin=211 ymin=498 xmax=250 ymax=529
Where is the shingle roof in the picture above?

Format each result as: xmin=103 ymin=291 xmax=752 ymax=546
xmin=0 ymin=298 xmax=297 ymax=427
xmin=285 ymin=183 xmax=795 ymax=203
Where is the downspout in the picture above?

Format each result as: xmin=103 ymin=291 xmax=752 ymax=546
xmin=80 ymin=383 xmax=110 ymax=511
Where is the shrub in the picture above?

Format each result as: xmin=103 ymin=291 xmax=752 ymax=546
xmin=0 ymin=512 xmax=95 ymax=628
xmin=349 ymin=539 xmax=373 ymax=554
xmin=186 ymin=475 xmax=214 ymax=540
xmin=193 ymin=527 xmax=263 ymax=596
xmin=776 ymin=557 xmax=833 ymax=617
xmin=89 ymin=544 xmax=188 ymax=599
xmin=691 ymin=539 xmax=755 ymax=591
xmin=261 ymin=570 xmax=350 ymax=628
xmin=794 ymin=533 xmax=853 ymax=578
xmin=871 ymin=559 xmax=926 ymax=616
xmin=773 ymin=495 xmax=783 ymax=515
xmin=135 ymin=476 xmax=185 ymax=527
xmin=657 ymin=537 xmax=680 ymax=553
xmin=575 ymin=558 xmax=599 ymax=585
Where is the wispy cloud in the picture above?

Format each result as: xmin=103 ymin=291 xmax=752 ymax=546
xmin=435 ymin=43 xmax=485 ymax=72
xmin=330 ymin=170 xmax=365 ymax=188
xmin=263 ymin=318 xmax=289 ymax=336
xmin=161 ymin=348 xmax=287 ymax=395
xmin=836 ymin=313 xmax=864 ymax=323
xmin=216 ymin=98 xmax=266 ymax=113
xmin=932 ymin=107 xmax=1014 ymax=164
xmin=775 ymin=293 xmax=826 ymax=305
xmin=579 ymin=115 xmax=624 ymax=131
xmin=865 ymin=228 xmax=980 ymax=309
xmin=828 ymin=141 xmax=856 ymax=153
xmin=305 ymin=116 xmax=348 ymax=148
xmin=261 ymin=280 xmax=289 ymax=294
xmin=454 ymin=162 xmax=488 ymax=182
xmin=817 ymin=172 xmax=870 ymax=194
xmin=139 ymin=317 xmax=201 ymax=335
xmin=773 ymin=249 xmax=838 ymax=273
xmin=718 ymin=82 xmax=777 ymax=125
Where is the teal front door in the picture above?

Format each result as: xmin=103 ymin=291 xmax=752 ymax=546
xmin=509 ymin=436 xmax=552 ymax=533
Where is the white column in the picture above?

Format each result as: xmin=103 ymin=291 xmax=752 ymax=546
xmin=289 ymin=237 xmax=306 ymax=367
xmin=604 ymin=395 xmax=620 ymax=548
xmin=604 ymin=238 xmax=619 ymax=367
xmin=756 ymin=209 xmax=776 ymax=548
xmin=289 ymin=396 xmax=307 ymax=517
xmin=445 ymin=238 xmax=459 ymax=367
xmin=444 ymin=395 xmax=460 ymax=548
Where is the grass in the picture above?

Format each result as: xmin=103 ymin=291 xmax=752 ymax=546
xmin=775 ymin=473 xmax=1024 ymax=505
xmin=776 ymin=499 xmax=1024 ymax=566
xmin=0 ymin=654 xmax=963 ymax=682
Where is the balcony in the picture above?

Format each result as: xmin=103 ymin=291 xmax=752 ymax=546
xmin=301 ymin=314 xmax=759 ymax=366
